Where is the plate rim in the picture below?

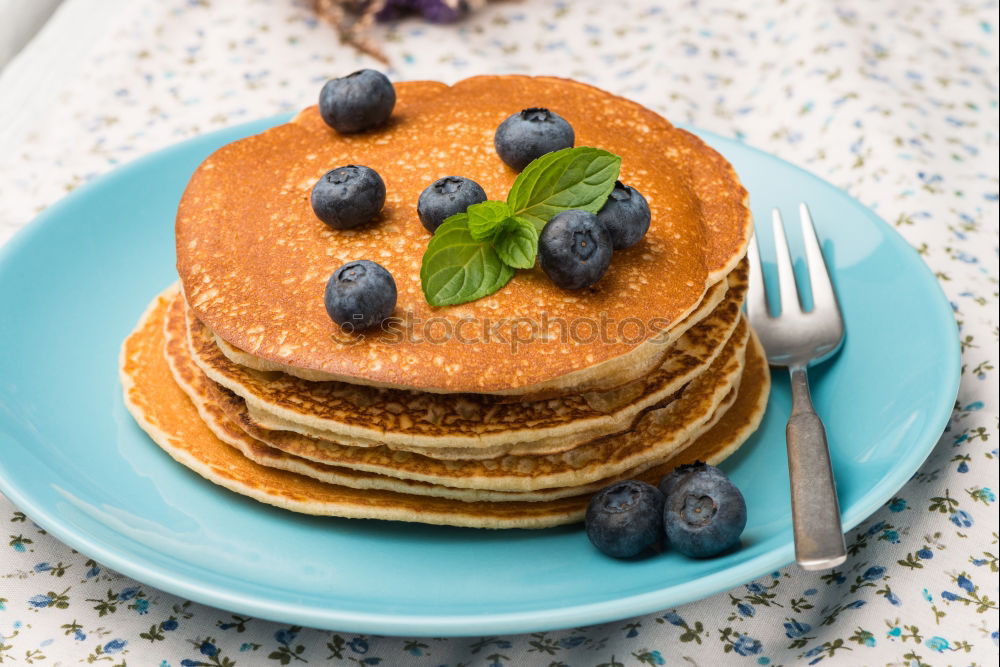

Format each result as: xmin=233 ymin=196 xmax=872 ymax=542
xmin=0 ymin=116 xmax=961 ymax=636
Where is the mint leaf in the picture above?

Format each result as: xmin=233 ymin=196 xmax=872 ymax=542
xmin=420 ymin=214 xmax=515 ymax=307
xmin=420 ymin=146 xmax=624 ymax=307
xmin=466 ymin=201 xmax=512 ymax=240
xmin=507 ymin=147 xmax=621 ymax=231
xmin=493 ymin=217 xmax=539 ymax=269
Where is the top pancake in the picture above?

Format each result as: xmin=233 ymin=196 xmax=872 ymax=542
xmin=177 ymin=75 xmax=750 ymax=393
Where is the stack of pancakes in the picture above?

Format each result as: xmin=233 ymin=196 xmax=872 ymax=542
xmin=121 ymin=76 xmax=770 ymax=528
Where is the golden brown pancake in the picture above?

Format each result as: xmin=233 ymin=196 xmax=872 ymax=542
xmin=122 ymin=287 xmax=767 ymax=527
xmin=170 ymin=301 xmax=767 ymax=504
xmin=162 ymin=287 xmax=749 ymax=492
xmin=182 ymin=261 xmax=747 ymax=456
xmin=176 ymin=75 xmax=750 ymax=394
xmin=210 ymin=264 xmax=731 ymax=403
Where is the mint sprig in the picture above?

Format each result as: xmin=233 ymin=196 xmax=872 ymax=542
xmin=420 ymin=146 xmax=621 ymax=307
xmin=508 ymin=147 xmax=622 ymax=231
xmin=493 ymin=217 xmax=539 ymax=269
xmin=420 ymin=214 xmax=515 ymax=307
xmin=467 ymin=201 xmax=512 ymax=240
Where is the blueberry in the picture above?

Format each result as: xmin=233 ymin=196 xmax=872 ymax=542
xmin=494 ymin=108 xmax=575 ymax=171
xmin=663 ymin=469 xmax=747 ymax=558
xmin=319 ymin=69 xmax=396 ymax=134
xmin=538 ymin=210 xmax=613 ymax=290
xmin=417 ymin=176 xmax=488 ymax=233
xmin=585 ymin=480 xmax=665 ymax=558
xmin=311 ymin=165 xmax=386 ymax=230
xmin=324 ymin=260 xmax=397 ymax=330
xmin=597 ymin=181 xmax=651 ymax=250
xmin=657 ymin=461 xmax=727 ymax=499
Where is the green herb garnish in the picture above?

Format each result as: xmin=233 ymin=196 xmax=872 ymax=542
xmin=507 ymin=147 xmax=622 ymax=230
xmin=420 ymin=147 xmax=621 ymax=307
xmin=419 ymin=214 xmax=516 ymax=307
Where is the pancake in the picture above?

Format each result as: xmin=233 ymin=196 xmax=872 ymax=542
xmin=170 ymin=296 xmax=767 ymax=504
xmin=211 ymin=263 xmax=730 ymax=402
xmin=163 ymin=286 xmax=749 ymax=492
xmin=182 ymin=261 xmax=748 ymax=455
xmin=176 ymin=75 xmax=751 ymax=395
xmin=122 ymin=287 xmax=767 ymax=527
xmin=170 ymin=296 xmax=741 ymax=503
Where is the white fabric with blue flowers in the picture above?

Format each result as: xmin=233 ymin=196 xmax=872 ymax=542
xmin=0 ymin=0 xmax=997 ymax=665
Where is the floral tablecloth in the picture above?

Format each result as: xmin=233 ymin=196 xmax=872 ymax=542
xmin=1 ymin=1 xmax=997 ymax=665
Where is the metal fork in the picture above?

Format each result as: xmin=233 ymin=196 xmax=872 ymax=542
xmin=747 ymin=203 xmax=847 ymax=571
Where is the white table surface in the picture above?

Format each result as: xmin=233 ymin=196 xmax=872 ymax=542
xmin=0 ymin=1 xmax=997 ymax=665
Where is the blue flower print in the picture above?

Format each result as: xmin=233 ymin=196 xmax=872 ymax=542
xmin=199 ymin=641 xmax=218 ymax=657
xmin=865 ymin=521 xmax=886 ymax=537
xmin=103 ymin=639 xmax=127 ymax=654
xmin=732 ymin=634 xmax=762 ymax=656
xmin=275 ymin=628 xmax=298 ymax=646
xmin=917 ymin=548 xmax=933 ymax=559
xmin=738 ymin=602 xmax=756 ymax=618
xmin=861 ymin=566 xmax=886 ymax=581
xmin=925 ymin=636 xmax=950 ymax=652
xmin=972 ymin=487 xmax=995 ymax=502
xmin=957 ymin=575 xmax=975 ymax=593
xmin=117 ymin=587 xmax=139 ymax=601
xmin=28 ymin=594 xmax=51 ymax=608
xmin=349 ymin=637 xmax=369 ymax=653
xmin=162 ymin=618 xmax=179 ymax=631
xmin=950 ymin=510 xmax=973 ymax=527
xmin=784 ymin=619 xmax=812 ymax=638
xmin=888 ymin=498 xmax=908 ymax=512
xmin=645 ymin=650 xmax=666 ymax=665
xmin=662 ymin=611 xmax=685 ymax=626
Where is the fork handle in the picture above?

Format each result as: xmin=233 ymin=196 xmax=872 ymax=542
xmin=786 ymin=366 xmax=847 ymax=570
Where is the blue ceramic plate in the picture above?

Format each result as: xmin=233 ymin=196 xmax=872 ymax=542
xmin=0 ymin=116 xmax=959 ymax=636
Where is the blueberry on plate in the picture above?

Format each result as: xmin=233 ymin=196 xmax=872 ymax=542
xmin=538 ymin=210 xmax=613 ymax=290
xmin=494 ymin=108 xmax=575 ymax=171
xmin=319 ymin=69 xmax=396 ymax=134
xmin=417 ymin=176 xmax=488 ymax=233
xmin=311 ymin=165 xmax=386 ymax=230
xmin=586 ymin=480 xmax=665 ymax=558
xmin=597 ymin=181 xmax=651 ymax=250
xmin=663 ymin=468 xmax=747 ymax=558
xmin=324 ymin=260 xmax=397 ymax=331
xmin=657 ymin=461 xmax=728 ymax=499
